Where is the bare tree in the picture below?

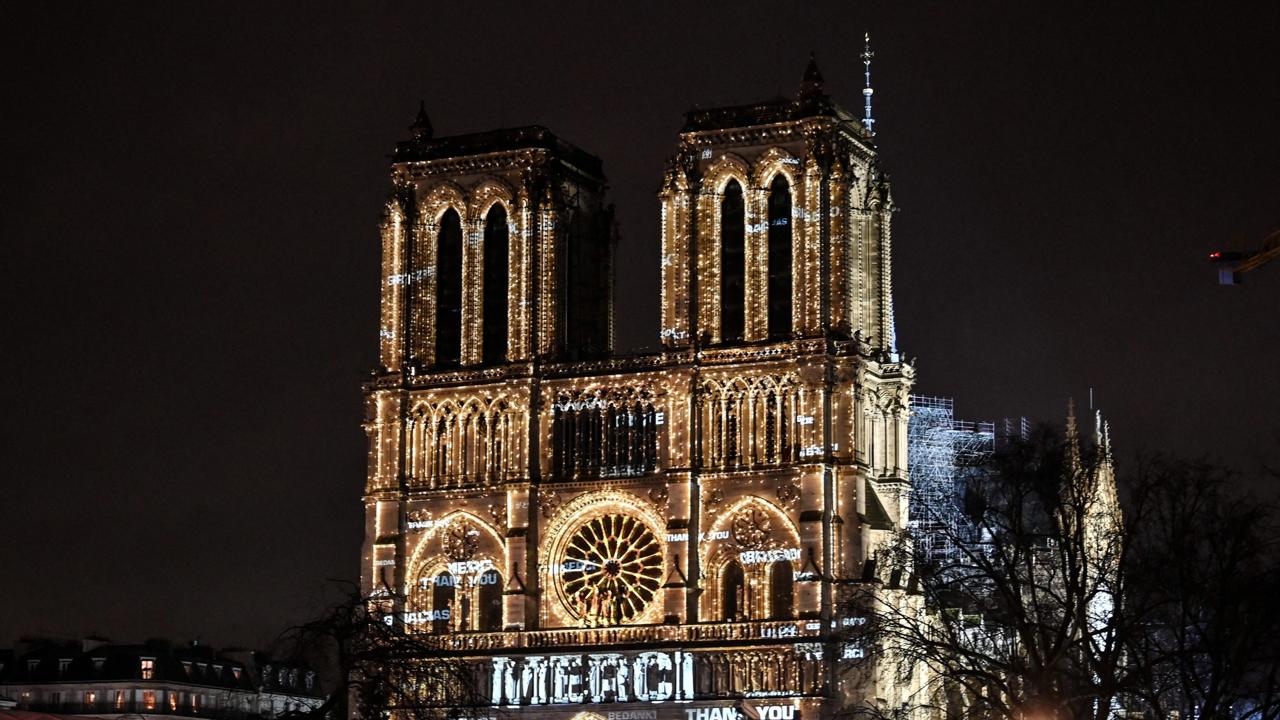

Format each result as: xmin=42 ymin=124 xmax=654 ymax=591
xmin=841 ymin=425 xmax=1141 ymax=720
xmin=273 ymin=582 xmax=484 ymax=720
xmin=841 ymin=422 xmax=1280 ymax=720
xmin=1125 ymin=459 xmax=1280 ymax=720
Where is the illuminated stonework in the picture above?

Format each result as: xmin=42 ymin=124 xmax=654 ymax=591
xmin=362 ymin=60 xmax=928 ymax=719
xmin=557 ymin=513 xmax=663 ymax=625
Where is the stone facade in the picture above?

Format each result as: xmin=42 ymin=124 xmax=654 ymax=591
xmin=361 ymin=62 xmax=922 ymax=719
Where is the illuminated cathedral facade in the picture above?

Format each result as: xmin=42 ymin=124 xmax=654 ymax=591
xmin=361 ymin=58 xmax=928 ymax=719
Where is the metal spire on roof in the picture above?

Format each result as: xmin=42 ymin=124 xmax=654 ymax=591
xmin=861 ymin=32 xmax=876 ymax=135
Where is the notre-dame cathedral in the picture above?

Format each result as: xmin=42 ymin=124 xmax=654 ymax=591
xmin=361 ymin=57 xmax=927 ymax=719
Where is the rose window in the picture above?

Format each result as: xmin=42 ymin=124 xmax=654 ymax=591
xmin=443 ymin=520 xmax=479 ymax=561
xmin=732 ymin=506 xmax=771 ymax=549
xmin=558 ymin=514 xmax=663 ymax=624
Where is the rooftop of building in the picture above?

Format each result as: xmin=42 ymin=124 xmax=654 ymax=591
xmin=0 ymin=639 xmax=318 ymax=697
xmin=681 ymin=56 xmax=869 ymax=136
xmin=389 ymin=55 xmax=872 ymax=176
xmin=392 ymin=116 xmax=606 ymax=180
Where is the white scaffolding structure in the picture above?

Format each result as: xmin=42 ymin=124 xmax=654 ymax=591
xmin=907 ymin=396 xmax=995 ymax=564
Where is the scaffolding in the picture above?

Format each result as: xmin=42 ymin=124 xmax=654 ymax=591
xmin=907 ymin=396 xmax=995 ymax=564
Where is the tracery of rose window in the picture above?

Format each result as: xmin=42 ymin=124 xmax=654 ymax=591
xmin=557 ymin=513 xmax=663 ymax=626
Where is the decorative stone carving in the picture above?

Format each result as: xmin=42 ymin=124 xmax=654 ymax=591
xmin=732 ymin=506 xmax=771 ymax=549
xmin=487 ymin=502 xmax=506 ymax=529
xmin=648 ymin=485 xmax=669 ymax=507
xmin=705 ymin=487 xmax=725 ymax=509
xmin=776 ymin=481 xmax=800 ymax=508
xmin=539 ymin=491 xmax=562 ymax=518
xmin=442 ymin=519 xmax=479 ymax=561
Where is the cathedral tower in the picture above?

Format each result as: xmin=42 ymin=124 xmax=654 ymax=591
xmin=377 ymin=115 xmax=616 ymax=373
xmin=658 ymin=55 xmax=897 ymax=354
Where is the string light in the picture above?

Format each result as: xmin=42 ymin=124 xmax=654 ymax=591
xmin=363 ymin=95 xmax=916 ymax=709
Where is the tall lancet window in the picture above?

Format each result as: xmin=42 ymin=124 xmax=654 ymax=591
xmin=722 ymin=560 xmax=746 ymax=621
xmin=435 ymin=209 xmax=463 ymax=366
xmin=720 ymin=179 xmax=746 ymax=343
xmin=477 ymin=569 xmax=503 ymax=631
xmin=766 ymin=175 xmax=792 ymax=339
xmin=482 ymin=205 xmax=509 ymax=364
xmin=431 ymin=572 xmax=456 ymax=634
xmin=769 ymin=559 xmax=794 ymax=619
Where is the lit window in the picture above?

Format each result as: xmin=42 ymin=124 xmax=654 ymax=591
xmin=115 ymin=691 xmax=126 ymax=709
xmin=85 ymin=691 xmax=97 ymax=707
xmin=231 ymin=667 xmax=242 ymax=681
xmin=142 ymin=691 xmax=157 ymax=710
xmin=169 ymin=692 xmax=178 ymax=711
xmin=140 ymin=658 xmax=155 ymax=679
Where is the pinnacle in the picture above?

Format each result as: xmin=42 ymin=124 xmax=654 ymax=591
xmin=410 ymin=100 xmax=433 ymax=140
xmin=802 ymin=52 xmax=824 ymax=86
xmin=797 ymin=52 xmax=826 ymax=102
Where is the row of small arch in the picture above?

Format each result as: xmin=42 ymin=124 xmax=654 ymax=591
xmin=404 ymin=494 xmax=803 ymax=596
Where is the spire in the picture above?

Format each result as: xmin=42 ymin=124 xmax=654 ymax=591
xmin=861 ymin=32 xmax=876 ymax=135
xmin=409 ymin=100 xmax=433 ymax=141
xmin=798 ymin=52 xmax=825 ymax=100
xmin=1065 ymin=397 xmax=1081 ymax=470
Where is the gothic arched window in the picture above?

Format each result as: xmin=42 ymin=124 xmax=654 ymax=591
xmin=552 ymin=396 xmax=658 ymax=479
xmin=766 ymin=175 xmax=792 ymax=339
xmin=435 ymin=208 xmax=463 ymax=366
xmin=720 ymin=179 xmax=746 ymax=343
xmin=769 ymin=559 xmax=794 ymax=619
xmin=477 ymin=569 xmax=503 ymax=631
xmin=722 ymin=560 xmax=746 ymax=621
xmin=431 ymin=572 xmax=456 ymax=634
xmin=482 ymin=205 xmax=509 ymax=364
xmin=434 ymin=415 xmax=451 ymax=482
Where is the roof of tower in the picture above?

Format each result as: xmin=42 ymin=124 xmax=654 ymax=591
xmin=681 ymin=56 xmax=866 ymax=135
xmin=393 ymin=124 xmax=604 ymax=180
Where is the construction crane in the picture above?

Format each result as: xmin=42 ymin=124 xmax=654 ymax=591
xmin=1210 ymin=229 xmax=1280 ymax=285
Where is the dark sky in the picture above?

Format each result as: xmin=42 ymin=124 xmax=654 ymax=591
xmin=3 ymin=3 xmax=1277 ymax=649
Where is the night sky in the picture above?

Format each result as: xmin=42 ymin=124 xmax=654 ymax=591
xmin=3 ymin=3 xmax=1277 ymax=649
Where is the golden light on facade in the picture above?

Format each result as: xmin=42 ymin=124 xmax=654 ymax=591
xmin=361 ymin=65 xmax=925 ymax=717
